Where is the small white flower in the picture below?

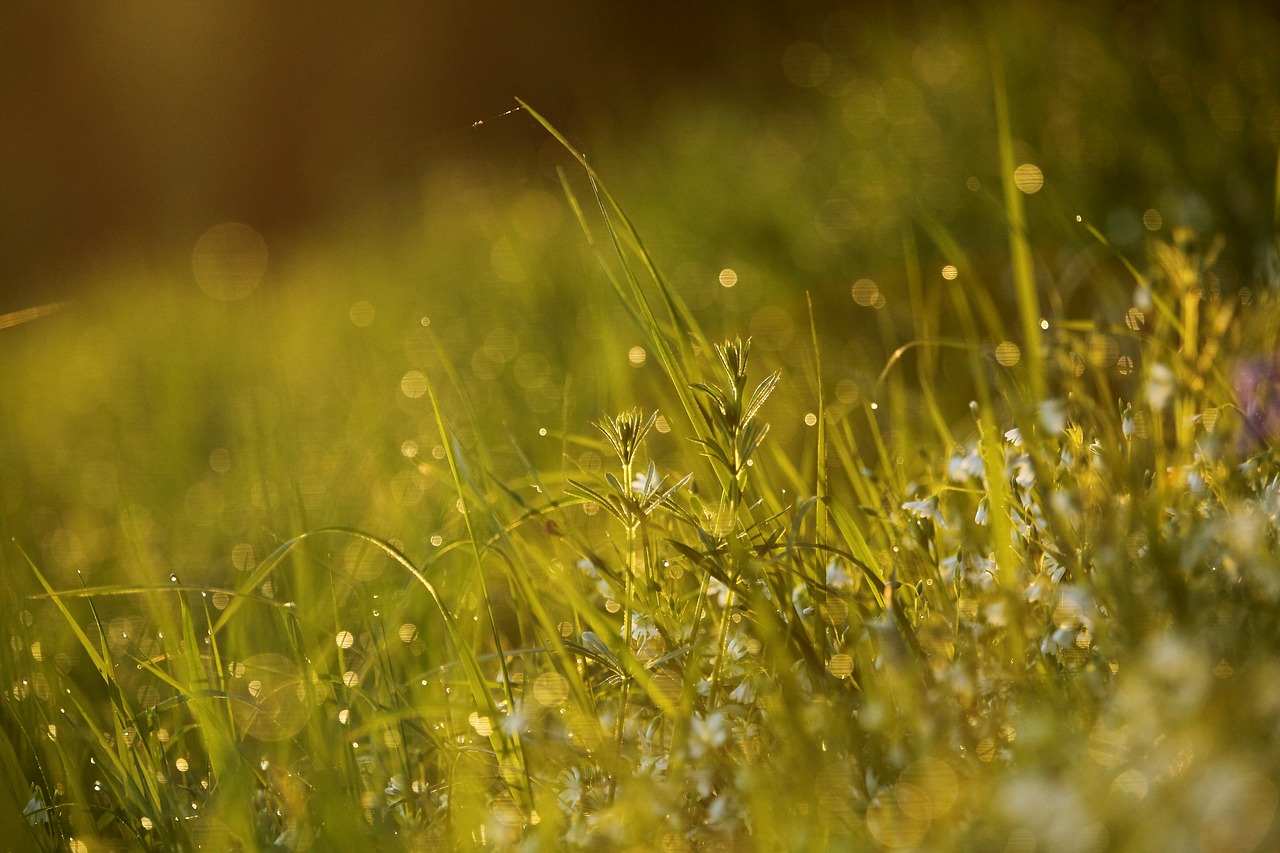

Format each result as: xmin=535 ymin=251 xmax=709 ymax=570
xmin=23 ymin=790 xmax=47 ymax=825
xmin=557 ymin=768 xmax=585 ymax=813
xmin=707 ymin=577 xmax=731 ymax=608
xmin=1042 ymin=551 xmax=1066 ymax=583
xmin=1040 ymin=627 xmax=1076 ymax=655
xmin=974 ymin=499 xmax=990 ymax=526
xmin=940 ymin=552 xmax=960 ymax=580
xmin=902 ymin=497 xmax=946 ymax=526
xmin=691 ymin=765 xmax=717 ymax=797
xmin=728 ymin=678 xmax=756 ymax=704
xmin=1005 ymin=427 xmax=1023 ymax=447
xmin=985 ymin=601 xmax=1008 ymax=627
xmin=1146 ymin=362 xmax=1175 ymax=411
xmin=948 ymin=446 xmax=985 ymax=482
xmin=500 ymin=703 xmax=528 ymax=736
xmin=825 ymin=560 xmax=854 ymax=590
xmin=756 ymin=577 xmax=773 ymax=601
xmin=1013 ymin=456 xmax=1036 ymax=489
xmin=707 ymin=792 xmax=738 ymax=825
xmin=689 ymin=710 xmax=728 ymax=758
xmin=1038 ymin=399 xmax=1067 ymax=434
xmin=637 ymin=752 xmax=668 ymax=778
xmin=630 ymin=613 xmax=660 ymax=644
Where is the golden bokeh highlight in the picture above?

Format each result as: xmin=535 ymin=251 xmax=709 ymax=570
xmin=814 ymin=760 xmax=859 ymax=831
xmin=1013 ymin=163 xmax=1044 ymax=194
xmin=349 ymin=301 xmax=375 ymax=327
xmin=852 ymin=278 xmax=879 ymax=306
xmin=865 ymin=789 xmax=930 ymax=848
xmin=192 ymin=222 xmax=268 ymax=300
xmin=230 ymin=653 xmax=312 ymax=741
xmin=1199 ymin=771 xmax=1278 ymax=853
xmin=400 ymin=370 xmax=428 ymax=399
xmin=532 ymin=671 xmax=569 ymax=707
xmin=468 ymin=711 xmax=493 ymax=737
xmin=718 ymin=268 xmax=739 ymax=288
xmin=230 ymin=543 xmax=255 ymax=572
xmin=941 ymin=265 xmax=958 ymax=280
xmin=899 ymin=757 xmax=959 ymax=818
xmin=994 ymin=341 xmax=1021 ymax=366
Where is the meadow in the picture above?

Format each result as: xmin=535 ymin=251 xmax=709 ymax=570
xmin=4 ymin=5 xmax=1280 ymax=851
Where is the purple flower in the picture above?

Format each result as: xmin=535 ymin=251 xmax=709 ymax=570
xmin=1234 ymin=356 xmax=1280 ymax=452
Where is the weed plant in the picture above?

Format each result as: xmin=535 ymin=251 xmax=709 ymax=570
xmin=3 ymin=81 xmax=1280 ymax=853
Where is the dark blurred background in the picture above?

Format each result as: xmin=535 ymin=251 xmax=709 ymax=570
xmin=4 ymin=1 xmax=1280 ymax=313
xmin=0 ymin=1 xmax=807 ymax=311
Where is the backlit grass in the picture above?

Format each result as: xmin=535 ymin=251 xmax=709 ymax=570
xmin=4 ymin=18 xmax=1280 ymax=852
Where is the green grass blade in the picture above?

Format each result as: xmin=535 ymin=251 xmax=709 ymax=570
xmin=991 ymin=46 xmax=1045 ymax=402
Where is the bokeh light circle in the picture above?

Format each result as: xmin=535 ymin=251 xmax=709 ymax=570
xmin=192 ymin=222 xmax=268 ymax=300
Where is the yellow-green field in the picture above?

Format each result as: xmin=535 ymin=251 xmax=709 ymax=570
xmin=4 ymin=5 xmax=1280 ymax=850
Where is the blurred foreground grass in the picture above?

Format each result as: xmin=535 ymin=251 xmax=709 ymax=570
xmin=5 ymin=5 xmax=1280 ymax=850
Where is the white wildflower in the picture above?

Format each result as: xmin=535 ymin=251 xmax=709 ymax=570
xmin=1146 ymin=362 xmax=1175 ymax=411
xmin=689 ymin=710 xmax=729 ymax=758
xmin=631 ymin=468 xmax=654 ymax=493
xmin=1013 ymin=455 xmax=1036 ymax=489
xmin=1042 ymin=550 xmax=1066 ymax=583
xmin=940 ymin=552 xmax=960 ymax=581
xmin=707 ymin=577 xmax=731 ymax=608
xmin=630 ymin=613 xmax=660 ymax=644
xmin=500 ymin=703 xmax=528 ymax=736
xmin=728 ymin=678 xmax=756 ymax=705
xmin=557 ymin=768 xmax=585 ymax=813
xmin=23 ymin=789 xmax=47 ymax=825
xmin=1039 ymin=398 xmax=1067 ymax=434
xmin=825 ymin=560 xmax=854 ymax=590
xmin=902 ymin=497 xmax=946 ymax=526
xmin=948 ymin=446 xmax=985 ymax=481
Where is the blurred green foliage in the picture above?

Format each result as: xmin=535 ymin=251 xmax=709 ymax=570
xmin=3 ymin=2 xmax=1280 ymax=850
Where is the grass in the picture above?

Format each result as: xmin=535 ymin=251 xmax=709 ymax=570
xmin=5 ymin=21 xmax=1280 ymax=852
